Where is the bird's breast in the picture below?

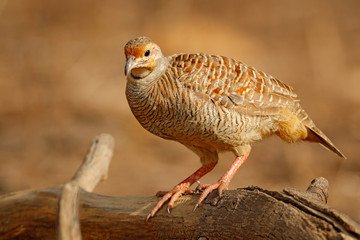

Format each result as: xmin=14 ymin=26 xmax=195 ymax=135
xmin=126 ymin=76 xmax=275 ymax=150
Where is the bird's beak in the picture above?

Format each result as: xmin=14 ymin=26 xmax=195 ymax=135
xmin=125 ymin=55 xmax=135 ymax=76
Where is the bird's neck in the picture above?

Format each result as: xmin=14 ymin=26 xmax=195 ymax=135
xmin=126 ymin=57 xmax=169 ymax=88
xmin=125 ymin=57 xmax=170 ymax=113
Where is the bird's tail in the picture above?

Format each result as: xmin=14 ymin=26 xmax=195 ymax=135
xmin=305 ymin=126 xmax=346 ymax=159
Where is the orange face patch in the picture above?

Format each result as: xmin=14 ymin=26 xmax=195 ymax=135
xmin=133 ymin=47 xmax=144 ymax=59
xmin=125 ymin=47 xmax=144 ymax=59
xmin=125 ymin=41 xmax=155 ymax=59
xmin=124 ymin=36 xmax=154 ymax=58
xmin=124 ymin=47 xmax=131 ymax=58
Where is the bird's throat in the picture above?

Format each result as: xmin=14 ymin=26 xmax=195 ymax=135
xmin=131 ymin=67 xmax=152 ymax=79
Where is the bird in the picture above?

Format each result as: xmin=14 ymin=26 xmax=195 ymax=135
xmin=123 ymin=36 xmax=346 ymax=220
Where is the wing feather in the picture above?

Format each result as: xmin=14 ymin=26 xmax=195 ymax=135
xmin=171 ymin=53 xmax=300 ymax=118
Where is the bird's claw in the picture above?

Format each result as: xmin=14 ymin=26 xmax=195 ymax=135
xmin=195 ymin=183 xmax=210 ymax=192
xmin=147 ymin=181 xmax=229 ymax=220
xmin=193 ymin=203 xmax=199 ymax=212
xmin=193 ymin=181 xmax=228 ymax=210
xmin=147 ymin=184 xmax=192 ymax=220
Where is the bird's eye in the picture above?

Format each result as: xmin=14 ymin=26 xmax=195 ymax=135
xmin=144 ymin=50 xmax=150 ymax=57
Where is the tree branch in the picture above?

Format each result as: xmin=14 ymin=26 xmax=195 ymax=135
xmin=57 ymin=133 xmax=114 ymax=240
xmin=0 ymin=134 xmax=359 ymax=240
xmin=70 ymin=133 xmax=114 ymax=192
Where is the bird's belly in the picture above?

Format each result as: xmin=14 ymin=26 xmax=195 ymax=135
xmin=149 ymin=103 xmax=276 ymax=150
xmin=127 ymin=86 xmax=276 ymax=150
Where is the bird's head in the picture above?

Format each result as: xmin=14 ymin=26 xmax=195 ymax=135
xmin=124 ymin=36 xmax=164 ymax=79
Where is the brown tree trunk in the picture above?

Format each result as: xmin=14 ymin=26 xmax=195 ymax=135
xmin=0 ymin=134 xmax=359 ymax=240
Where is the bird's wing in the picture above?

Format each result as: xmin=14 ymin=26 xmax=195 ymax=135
xmin=170 ymin=53 xmax=305 ymax=121
xmin=168 ymin=53 xmax=345 ymax=158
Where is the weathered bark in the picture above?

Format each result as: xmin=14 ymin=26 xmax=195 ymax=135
xmin=1 ymin=180 xmax=359 ymax=239
xmin=0 ymin=134 xmax=359 ymax=240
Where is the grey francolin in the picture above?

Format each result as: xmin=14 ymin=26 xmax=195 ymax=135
xmin=124 ymin=36 xmax=345 ymax=219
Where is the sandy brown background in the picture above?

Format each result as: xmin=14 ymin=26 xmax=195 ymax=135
xmin=0 ymin=0 xmax=359 ymax=222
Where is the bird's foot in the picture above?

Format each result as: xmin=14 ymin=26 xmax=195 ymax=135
xmin=192 ymin=154 xmax=249 ymax=210
xmin=146 ymin=161 xmax=218 ymax=220
xmin=193 ymin=180 xmax=229 ymax=211
xmin=147 ymin=183 xmax=193 ymax=220
xmin=154 ymin=189 xmax=193 ymax=197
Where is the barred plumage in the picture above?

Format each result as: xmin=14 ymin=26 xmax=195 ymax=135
xmin=124 ymin=36 xmax=345 ymax=219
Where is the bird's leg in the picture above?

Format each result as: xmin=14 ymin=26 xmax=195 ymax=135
xmin=147 ymin=161 xmax=217 ymax=220
xmin=194 ymin=154 xmax=249 ymax=210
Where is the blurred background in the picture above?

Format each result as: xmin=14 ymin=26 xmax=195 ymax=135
xmin=0 ymin=0 xmax=359 ymax=222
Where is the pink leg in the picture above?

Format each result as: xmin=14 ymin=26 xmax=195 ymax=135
xmin=194 ymin=154 xmax=249 ymax=210
xmin=147 ymin=161 xmax=217 ymax=220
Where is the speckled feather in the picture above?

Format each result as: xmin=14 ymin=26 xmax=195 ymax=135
xmin=125 ymin=37 xmax=344 ymax=158
xmin=169 ymin=53 xmax=324 ymax=142
xmin=124 ymin=36 xmax=345 ymax=219
xmin=171 ymin=53 xmax=299 ymax=117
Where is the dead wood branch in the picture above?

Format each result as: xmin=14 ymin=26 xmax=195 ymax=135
xmin=71 ymin=133 xmax=114 ymax=192
xmin=1 ymin=180 xmax=359 ymax=239
xmin=0 ymin=134 xmax=359 ymax=240
xmin=57 ymin=133 xmax=114 ymax=240
xmin=58 ymin=182 xmax=81 ymax=240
